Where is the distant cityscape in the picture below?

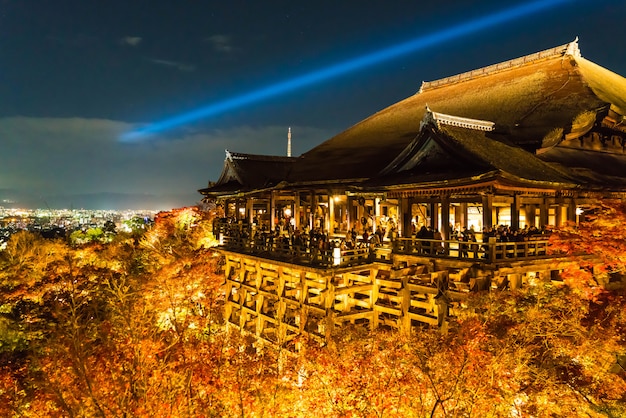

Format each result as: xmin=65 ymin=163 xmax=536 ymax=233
xmin=0 ymin=207 xmax=159 ymax=249
xmin=0 ymin=190 xmax=199 ymax=212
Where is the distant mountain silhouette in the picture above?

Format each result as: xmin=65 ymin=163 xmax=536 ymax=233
xmin=0 ymin=189 xmax=199 ymax=211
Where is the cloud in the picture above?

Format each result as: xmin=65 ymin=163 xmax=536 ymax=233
xmin=205 ymin=34 xmax=234 ymax=53
xmin=0 ymin=117 xmax=334 ymax=202
xmin=148 ymin=58 xmax=196 ymax=72
xmin=120 ymin=36 xmax=142 ymax=47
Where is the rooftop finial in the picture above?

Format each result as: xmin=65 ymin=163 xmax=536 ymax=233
xmin=565 ymin=36 xmax=581 ymax=57
xmin=287 ymin=127 xmax=292 ymax=157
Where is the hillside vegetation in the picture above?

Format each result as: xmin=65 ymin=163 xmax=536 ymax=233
xmin=0 ymin=206 xmax=625 ymax=417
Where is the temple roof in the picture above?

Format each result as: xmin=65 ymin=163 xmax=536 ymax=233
xmin=201 ymin=39 xmax=626 ymax=198
xmin=363 ymin=111 xmax=578 ymax=191
xmin=538 ymin=147 xmax=626 ymax=189
xmin=288 ymin=39 xmax=626 ymax=183
xmin=198 ymin=150 xmax=296 ymax=196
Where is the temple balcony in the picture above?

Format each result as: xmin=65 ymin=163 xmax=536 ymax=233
xmin=217 ymin=230 xmax=558 ymax=269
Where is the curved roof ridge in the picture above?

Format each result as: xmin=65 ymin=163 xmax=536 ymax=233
xmin=225 ymin=149 xmax=296 ymax=162
xmin=419 ymin=37 xmax=580 ymax=93
xmin=422 ymin=105 xmax=495 ymax=131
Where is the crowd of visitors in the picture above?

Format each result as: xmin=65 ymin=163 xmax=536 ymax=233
xmin=216 ymin=216 xmax=552 ymax=263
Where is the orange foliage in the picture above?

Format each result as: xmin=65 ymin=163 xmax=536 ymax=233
xmin=1 ymin=205 xmax=625 ymax=417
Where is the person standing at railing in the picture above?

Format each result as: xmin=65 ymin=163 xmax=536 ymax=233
xmin=345 ymin=231 xmax=355 ymax=249
xmin=370 ymin=231 xmax=381 ymax=248
xmin=460 ymin=227 xmax=470 ymax=257
xmin=433 ymin=228 xmax=444 ymax=254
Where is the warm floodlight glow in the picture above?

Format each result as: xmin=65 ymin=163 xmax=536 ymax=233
xmin=284 ymin=208 xmax=292 ymax=217
xmin=121 ymin=0 xmax=573 ymax=141
xmin=333 ymin=247 xmax=341 ymax=266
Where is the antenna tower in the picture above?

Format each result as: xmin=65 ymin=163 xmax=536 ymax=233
xmin=287 ymin=127 xmax=292 ymax=157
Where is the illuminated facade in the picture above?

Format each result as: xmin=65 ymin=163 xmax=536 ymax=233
xmin=201 ymin=39 xmax=626 ymax=241
xmin=199 ymin=39 xmax=626 ymax=342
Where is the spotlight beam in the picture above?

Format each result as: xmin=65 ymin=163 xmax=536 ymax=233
xmin=122 ymin=0 xmax=572 ymax=141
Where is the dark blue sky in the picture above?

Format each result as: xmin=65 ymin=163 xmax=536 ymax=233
xmin=1 ymin=0 xmax=625 ymax=209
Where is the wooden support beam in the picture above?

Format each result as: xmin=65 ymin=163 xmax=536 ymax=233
xmin=270 ymin=191 xmax=276 ymax=231
xmin=371 ymin=268 xmax=379 ymax=330
xmin=482 ymin=194 xmax=493 ymax=229
xmin=441 ymin=195 xmax=450 ymax=240
xmin=400 ymin=276 xmax=411 ymax=334
xmin=539 ymin=199 xmax=548 ymax=228
xmin=400 ymin=197 xmax=413 ymax=238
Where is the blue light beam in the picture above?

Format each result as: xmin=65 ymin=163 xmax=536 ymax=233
xmin=121 ymin=0 xmax=572 ymax=141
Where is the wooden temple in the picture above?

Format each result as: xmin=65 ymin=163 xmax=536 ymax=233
xmin=199 ymin=39 xmax=626 ymax=346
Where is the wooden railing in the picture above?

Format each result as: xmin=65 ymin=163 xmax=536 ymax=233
xmin=393 ymin=236 xmax=551 ymax=262
xmin=221 ymin=235 xmax=372 ymax=268
xmin=217 ymin=225 xmax=553 ymax=267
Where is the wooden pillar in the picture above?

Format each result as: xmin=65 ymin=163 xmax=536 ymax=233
xmin=374 ymin=197 xmax=381 ymax=233
xmin=511 ymin=195 xmax=520 ymax=230
xmin=459 ymin=202 xmax=468 ymax=229
xmin=329 ymin=194 xmax=336 ymax=234
xmin=554 ymin=203 xmax=562 ymax=228
xmin=246 ymin=198 xmax=253 ymax=224
xmin=430 ymin=202 xmax=438 ymax=229
xmin=539 ymin=199 xmax=548 ymax=229
xmin=294 ymin=192 xmax=301 ymax=230
xmin=270 ymin=191 xmax=276 ymax=230
xmin=310 ymin=191 xmax=316 ymax=230
xmin=400 ymin=276 xmax=411 ymax=335
xmin=482 ymin=194 xmax=493 ymax=230
xmin=568 ymin=198 xmax=577 ymax=225
xmin=346 ymin=196 xmax=353 ymax=232
xmin=441 ymin=195 xmax=450 ymax=240
xmin=224 ymin=199 xmax=231 ymax=218
xmin=371 ymin=268 xmax=379 ymax=330
xmin=401 ymin=197 xmax=413 ymax=238
xmin=322 ymin=194 xmax=330 ymax=233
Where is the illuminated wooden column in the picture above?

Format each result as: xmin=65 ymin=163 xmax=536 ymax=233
xmin=554 ymin=202 xmax=562 ymax=228
xmin=346 ymin=196 xmax=353 ymax=232
xmin=458 ymin=202 xmax=468 ymax=229
xmin=246 ymin=198 xmax=253 ymax=224
xmin=430 ymin=202 xmax=438 ymax=229
xmin=441 ymin=195 xmax=450 ymax=240
xmin=568 ymin=198 xmax=577 ymax=225
xmin=511 ymin=195 xmax=520 ymax=230
xmin=374 ymin=197 xmax=381 ymax=234
xmin=294 ymin=192 xmax=301 ymax=230
xmin=401 ymin=196 xmax=413 ymax=238
xmin=310 ymin=191 xmax=316 ymax=230
xmin=539 ymin=199 xmax=548 ymax=228
xmin=270 ymin=191 xmax=276 ymax=229
xmin=329 ymin=194 xmax=335 ymax=234
xmin=482 ymin=194 xmax=493 ymax=229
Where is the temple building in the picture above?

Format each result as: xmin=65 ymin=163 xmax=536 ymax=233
xmin=199 ymin=39 xmax=626 ymax=345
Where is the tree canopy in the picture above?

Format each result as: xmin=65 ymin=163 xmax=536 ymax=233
xmin=0 ymin=204 xmax=624 ymax=417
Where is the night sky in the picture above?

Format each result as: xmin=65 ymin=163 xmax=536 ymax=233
xmin=1 ymin=0 xmax=625 ymax=210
